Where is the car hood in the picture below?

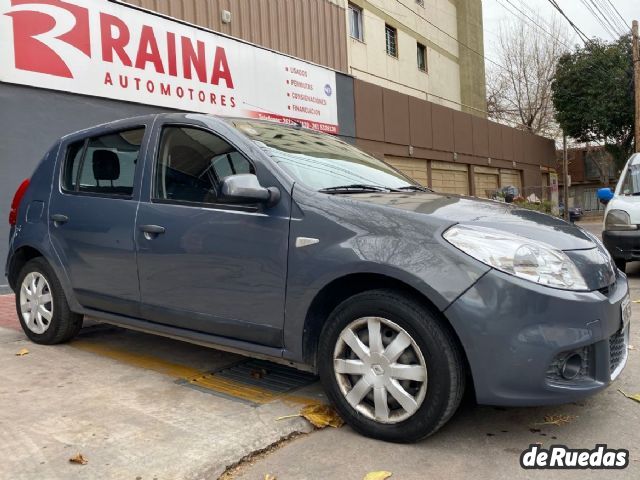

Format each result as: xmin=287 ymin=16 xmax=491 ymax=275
xmin=344 ymin=192 xmax=596 ymax=251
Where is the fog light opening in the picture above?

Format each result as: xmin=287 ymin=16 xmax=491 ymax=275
xmin=561 ymin=353 xmax=583 ymax=380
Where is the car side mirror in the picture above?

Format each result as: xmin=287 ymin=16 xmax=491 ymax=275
xmin=597 ymin=187 xmax=614 ymax=205
xmin=219 ymin=174 xmax=280 ymax=207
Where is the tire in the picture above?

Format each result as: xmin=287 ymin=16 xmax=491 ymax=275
xmin=15 ymin=257 xmax=83 ymax=345
xmin=318 ymin=289 xmax=465 ymax=443
xmin=615 ymin=258 xmax=626 ymax=273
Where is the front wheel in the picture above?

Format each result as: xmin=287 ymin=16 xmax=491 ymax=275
xmin=318 ymin=289 xmax=465 ymax=443
xmin=15 ymin=257 xmax=83 ymax=344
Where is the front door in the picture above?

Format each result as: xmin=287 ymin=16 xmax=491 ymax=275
xmin=48 ymin=126 xmax=148 ymax=317
xmin=135 ymin=125 xmax=290 ymax=347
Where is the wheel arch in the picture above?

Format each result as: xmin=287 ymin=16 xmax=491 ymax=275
xmin=7 ymin=245 xmax=45 ymax=290
xmin=301 ymin=272 xmax=472 ymax=380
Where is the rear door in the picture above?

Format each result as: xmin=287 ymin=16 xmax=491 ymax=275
xmin=49 ymin=124 xmax=150 ymax=317
xmin=134 ymin=122 xmax=291 ymax=347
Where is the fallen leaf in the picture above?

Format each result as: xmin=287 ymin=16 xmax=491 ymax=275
xmin=300 ymin=404 xmax=344 ymax=428
xmin=535 ymin=415 xmax=576 ymax=426
xmin=264 ymin=475 xmax=276 ymax=480
xmin=15 ymin=348 xmax=29 ymax=356
xmin=277 ymin=404 xmax=344 ymax=428
xmin=363 ymin=472 xmax=392 ymax=480
xmin=69 ymin=453 xmax=88 ymax=465
xmin=619 ymin=389 xmax=640 ymax=404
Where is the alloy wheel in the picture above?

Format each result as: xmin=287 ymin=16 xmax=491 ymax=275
xmin=19 ymin=272 xmax=54 ymax=334
xmin=333 ymin=316 xmax=428 ymax=424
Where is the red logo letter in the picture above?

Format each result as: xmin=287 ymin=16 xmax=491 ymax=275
xmin=5 ymin=0 xmax=90 ymax=78
xmin=100 ymin=13 xmax=132 ymax=66
xmin=135 ymin=25 xmax=164 ymax=74
xmin=210 ymin=47 xmax=234 ymax=88
xmin=181 ymin=36 xmax=206 ymax=83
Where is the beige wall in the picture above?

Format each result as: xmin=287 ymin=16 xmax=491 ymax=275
xmin=345 ymin=0 xmax=484 ymax=114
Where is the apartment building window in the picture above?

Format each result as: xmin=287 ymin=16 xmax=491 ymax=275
xmin=385 ymin=24 xmax=397 ymax=57
xmin=348 ymin=3 xmax=363 ymax=41
xmin=417 ymin=42 xmax=427 ymax=72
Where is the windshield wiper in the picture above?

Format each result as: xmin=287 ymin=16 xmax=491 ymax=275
xmin=319 ymin=184 xmax=392 ymax=193
xmin=395 ymin=185 xmax=431 ymax=192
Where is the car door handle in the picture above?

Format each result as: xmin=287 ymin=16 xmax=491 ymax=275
xmin=140 ymin=224 xmax=166 ymax=234
xmin=50 ymin=214 xmax=69 ymax=224
xmin=139 ymin=224 xmax=165 ymax=240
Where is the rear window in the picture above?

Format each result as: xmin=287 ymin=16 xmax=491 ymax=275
xmin=62 ymin=128 xmax=145 ymax=197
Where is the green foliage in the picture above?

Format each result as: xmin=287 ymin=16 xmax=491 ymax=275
xmin=513 ymin=199 xmax=554 ymax=215
xmin=552 ymin=36 xmax=634 ymax=169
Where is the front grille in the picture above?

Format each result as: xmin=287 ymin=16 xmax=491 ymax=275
xmin=609 ymin=327 xmax=629 ymax=377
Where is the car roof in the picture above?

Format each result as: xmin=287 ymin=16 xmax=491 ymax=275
xmin=61 ymin=113 xmax=317 ymax=141
xmin=629 ymin=153 xmax=640 ymax=166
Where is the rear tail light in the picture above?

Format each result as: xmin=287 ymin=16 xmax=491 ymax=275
xmin=9 ymin=178 xmax=30 ymax=226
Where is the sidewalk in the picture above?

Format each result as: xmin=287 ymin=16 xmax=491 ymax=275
xmin=0 ymin=294 xmax=323 ymax=480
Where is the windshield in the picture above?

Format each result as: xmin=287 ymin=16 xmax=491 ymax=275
xmin=228 ymin=119 xmax=417 ymax=191
xmin=620 ymin=163 xmax=640 ymax=196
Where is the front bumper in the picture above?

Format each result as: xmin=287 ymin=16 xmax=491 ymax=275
xmin=603 ymin=230 xmax=640 ymax=261
xmin=444 ymin=269 xmax=630 ymax=406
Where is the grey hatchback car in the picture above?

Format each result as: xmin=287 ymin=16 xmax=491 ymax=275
xmin=6 ymin=113 xmax=631 ymax=442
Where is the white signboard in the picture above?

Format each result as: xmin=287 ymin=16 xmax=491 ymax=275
xmin=0 ymin=0 xmax=340 ymax=133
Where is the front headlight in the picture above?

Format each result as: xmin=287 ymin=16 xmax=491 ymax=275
xmin=443 ymin=225 xmax=588 ymax=291
xmin=605 ymin=209 xmax=637 ymax=231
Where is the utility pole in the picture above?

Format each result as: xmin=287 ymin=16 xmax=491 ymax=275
xmin=563 ymin=134 xmax=569 ymax=222
xmin=634 ymin=20 xmax=640 ymax=153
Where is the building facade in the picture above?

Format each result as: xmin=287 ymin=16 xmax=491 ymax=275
xmin=125 ymin=0 xmax=487 ymax=117
xmin=557 ymin=147 xmax=618 ymax=214
xmin=353 ymin=80 xmax=555 ymax=197
xmin=123 ymin=0 xmax=349 ymax=72
xmin=345 ymin=0 xmax=486 ymax=116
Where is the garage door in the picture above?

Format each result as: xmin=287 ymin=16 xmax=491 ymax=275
xmin=473 ymin=166 xmax=499 ymax=198
xmin=385 ymin=156 xmax=428 ymax=186
xmin=431 ymin=161 xmax=469 ymax=195
xmin=500 ymin=169 xmax=522 ymax=191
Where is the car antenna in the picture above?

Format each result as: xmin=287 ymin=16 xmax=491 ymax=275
xmin=242 ymin=102 xmax=304 ymax=129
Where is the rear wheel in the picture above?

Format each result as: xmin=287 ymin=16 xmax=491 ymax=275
xmin=15 ymin=258 xmax=82 ymax=344
xmin=318 ymin=289 xmax=465 ymax=443
xmin=615 ymin=258 xmax=626 ymax=273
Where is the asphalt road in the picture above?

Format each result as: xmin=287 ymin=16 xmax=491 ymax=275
xmin=1 ymin=220 xmax=639 ymax=479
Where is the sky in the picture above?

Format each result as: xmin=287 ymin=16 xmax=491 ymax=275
xmin=483 ymin=0 xmax=640 ymax=60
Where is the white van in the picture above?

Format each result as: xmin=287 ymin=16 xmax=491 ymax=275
xmin=598 ymin=152 xmax=640 ymax=272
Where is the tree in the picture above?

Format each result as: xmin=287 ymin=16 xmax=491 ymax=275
xmin=486 ymin=14 xmax=571 ymax=138
xmin=552 ymin=35 xmax=635 ymax=170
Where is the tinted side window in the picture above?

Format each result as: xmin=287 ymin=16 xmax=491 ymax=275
xmin=62 ymin=128 xmax=145 ymax=197
xmin=154 ymin=126 xmax=255 ymax=204
xmin=62 ymin=140 xmax=85 ymax=192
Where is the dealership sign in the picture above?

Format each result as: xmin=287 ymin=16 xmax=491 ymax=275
xmin=0 ymin=0 xmax=339 ymax=133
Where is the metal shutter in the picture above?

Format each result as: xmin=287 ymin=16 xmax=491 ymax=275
xmin=431 ymin=161 xmax=469 ymax=195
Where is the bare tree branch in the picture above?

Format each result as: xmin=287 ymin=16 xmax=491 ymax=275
xmin=486 ymin=13 xmax=573 ymax=139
